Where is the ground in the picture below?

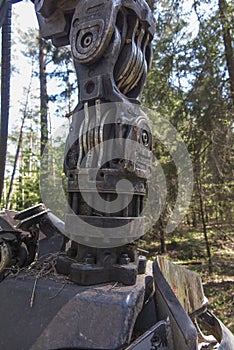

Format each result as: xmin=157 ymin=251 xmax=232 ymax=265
xmin=140 ymin=223 xmax=234 ymax=333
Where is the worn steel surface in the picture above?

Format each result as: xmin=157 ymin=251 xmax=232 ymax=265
xmin=0 ymin=205 xmax=66 ymax=279
xmin=35 ymin=0 xmax=155 ymax=286
xmin=15 ymin=203 xmax=66 ymax=257
xmin=126 ymin=320 xmax=174 ymax=350
xmin=0 ymin=212 xmax=31 ymax=276
xmin=155 ymin=257 xmax=234 ymax=348
xmin=57 ymin=242 xmax=140 ymax=285
xmin=0 ymin=273 xmax=148 ymax=350
xmin=153 ymin=259 xmax=198 ymax=350
xmin=198 ymin=311 xmax=234 ymax=350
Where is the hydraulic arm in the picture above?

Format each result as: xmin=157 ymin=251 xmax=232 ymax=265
xmin=36 ymin=0 xmax=155 ymax=286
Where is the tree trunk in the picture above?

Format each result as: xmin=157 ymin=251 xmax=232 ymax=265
xmin=6 ymin=62 xmax=34 ymax=208
xmin=219 ymin=0 xmax=234 ymax=103
xmin=21 ymin=155 xmax=25 ymax=208
xmin=0 ymin=3 xmax=11 ymax=205
xmin=6 ymin=115 xmax=26 ymax=208
xmin=39 ymin=34 xmax=48 ymax=157
xmin=159 ymin=217 xmax=167 ymax=254
xmin=197 ymin=179 xmax=212 ymax=273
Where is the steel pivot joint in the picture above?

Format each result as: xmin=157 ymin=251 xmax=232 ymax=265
xmin=35 ymin=0 xmax=155 ymax=285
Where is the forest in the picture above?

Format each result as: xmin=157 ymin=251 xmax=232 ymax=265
xmin=0 ymin=0 xmax=233 ymax=331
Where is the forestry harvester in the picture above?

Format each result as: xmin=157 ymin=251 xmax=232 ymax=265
xmin=0 ymin=1 xmax=233 ymax=349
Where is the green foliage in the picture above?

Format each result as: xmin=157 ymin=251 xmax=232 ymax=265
xmin=11 ymin=171 xmax=41 ymax=211
xmin=5 ymin=125 xmax=41 ymax=210
xmin=143 ymin=0 xmax=233 ymax=240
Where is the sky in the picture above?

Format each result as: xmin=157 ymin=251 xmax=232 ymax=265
xmin=8 ymin=0 xmax=72 ymax=134
xmin=10 ymin=1 xmax=38 ymax=122
xmin=0 ymin=0 xmax=73 ymax=180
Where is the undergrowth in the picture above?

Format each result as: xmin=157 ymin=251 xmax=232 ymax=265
xmin=139 ymin=224 xmax=234 ymax=333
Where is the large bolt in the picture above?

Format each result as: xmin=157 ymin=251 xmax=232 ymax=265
xmin=138 ymin=255 xmax=147 ymax=274
xmin=81 ymin=32 xmax=93 ymax=48
xmin=142 ymin=130 xmax=149 ymax=147
xmin=119 ymin=253 xmax=130 ymax=265
xmin=84 ymin=253 xmax=95 ymax=265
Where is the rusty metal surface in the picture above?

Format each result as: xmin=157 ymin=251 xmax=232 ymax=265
xmin=157 ymin=256 xmax=208 ymax=317
xmin=153 ymin=259 xmax=198 ymax=350
xmin=0 ymin=209 xmax=18 ymax=227
xmin=0 ymin=205 xmax=66 ymax=279
xmin=15 ymin=204 xmax=66 ymax=257
xmin=198 ymin=311 xmax=234 ymax=350
xmin=0 ymin=273 xmax=147 ymax=350
xmin=126 ymin=320 xmax=174 ymax=350
xmin=0 ymin=213 xmax=30 ymax=275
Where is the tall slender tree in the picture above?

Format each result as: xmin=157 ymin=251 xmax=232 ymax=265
xmin=39 ymin=34 xmax=48 ymax=157
xmin=6 ymin=61 xmax=35 ymax=207
xmin=0 ymin=2 xmax=12 ymax=204
xmin=219 ymin=0 xmax=234 ymax=103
